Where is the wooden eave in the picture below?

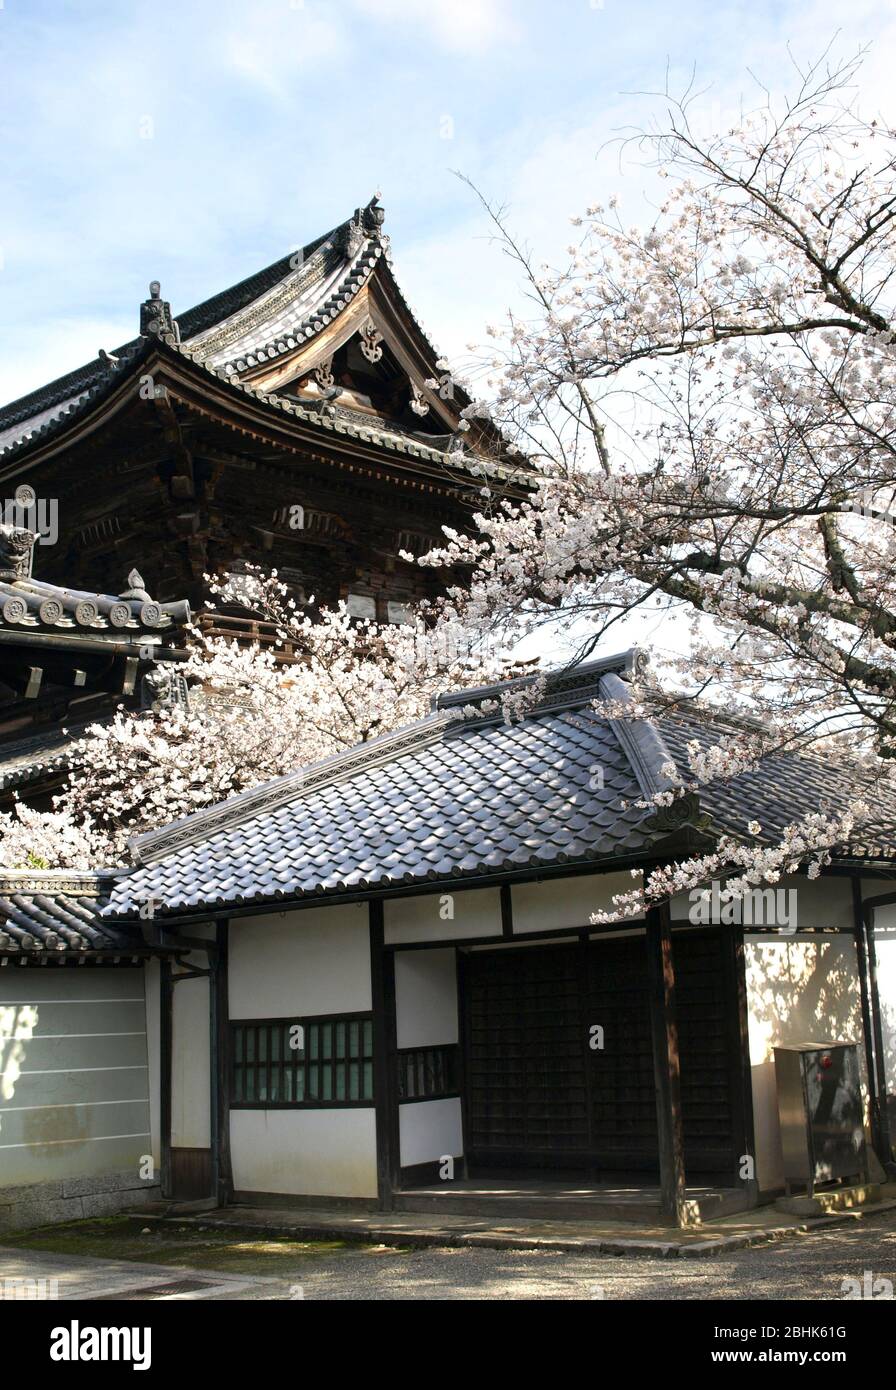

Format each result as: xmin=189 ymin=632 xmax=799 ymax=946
xmin=1 ymin=339 xmax=527 ymax=500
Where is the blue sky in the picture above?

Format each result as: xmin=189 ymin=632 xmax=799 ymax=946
xmin=0 ymin=0 xmax=891 ymax=407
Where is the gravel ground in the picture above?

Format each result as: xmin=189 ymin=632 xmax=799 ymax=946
xmin=289 ymin=1210 xmax=896 ymax=1300
xmin=5 ymin=1208 xmax=895 ymax=1300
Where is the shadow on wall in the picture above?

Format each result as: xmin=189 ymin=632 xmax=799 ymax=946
xmin=746 ymin=937 xmax=862 ymax=1192
xmin=0 ymin=1004 xmax=38 ymax=1135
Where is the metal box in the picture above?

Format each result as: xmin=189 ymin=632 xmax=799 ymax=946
xmin=773 ymin=1042 xmax=868 ymax=1196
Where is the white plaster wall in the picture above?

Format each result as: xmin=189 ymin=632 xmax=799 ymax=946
xmin=399 ymin=1098 xmax=463 ymax=1168
xmin=171 ymin=974 xmax=210 ymax=1150
xmin=670 ymin=873 xmax=855 ymax=928
xmin=385 ymin=888 xmax=502 ymax=945
xmin=395 ymin=949 xmax=458 ymax=1049
xmin=511 ymin=871 xmax=644 ymax=934
xmin=229 ymin=903 xmax=371 ymax=1019
xmin=745 ymin=935 xmax=865 ymax=1192
xmin=230 ymin=1109 xmax=378 ymax=1197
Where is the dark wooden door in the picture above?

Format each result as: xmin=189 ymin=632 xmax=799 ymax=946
xmin=463 ymin=931 xmax=736 ymax=1176
xmin=464 ymin=945 xmax=590 ymax=1168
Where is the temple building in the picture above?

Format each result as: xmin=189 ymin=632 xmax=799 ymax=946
xmin=4 ymin=208 xmax=891 ymax=1237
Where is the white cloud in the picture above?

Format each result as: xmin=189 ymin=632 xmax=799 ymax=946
xmin=220 ymin=5 xmax=349 ymax=102
xmin=352 ymin=0 xmax=518 ymax=53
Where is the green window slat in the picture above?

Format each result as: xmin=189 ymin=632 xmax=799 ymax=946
xmin=230 ymin=1017 xmax=374 ymax=1108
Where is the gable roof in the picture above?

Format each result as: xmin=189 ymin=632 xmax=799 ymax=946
xmin=102 ymin=648 xmax=896 ymax=924
xmin=0 ymin=199 xmax=521 ymax=487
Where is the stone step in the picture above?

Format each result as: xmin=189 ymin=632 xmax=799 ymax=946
xmin=395 ymin=1185 xmax=752 ymax=1226
xmin=775 ymin=1183 xmax=882 ymax=1217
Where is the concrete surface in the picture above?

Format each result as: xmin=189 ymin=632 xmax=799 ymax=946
xmin=150 ymin=1182 xmax=896 ymax=1259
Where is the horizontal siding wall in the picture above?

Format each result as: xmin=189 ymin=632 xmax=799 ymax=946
xmin=0 ymin=967 xmax=152 ymax=1188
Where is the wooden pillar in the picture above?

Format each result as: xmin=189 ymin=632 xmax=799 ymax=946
xmin=370 ymin=901 xmax=399 ymax=1209
xmin=852 ymin=877 xmax=883 ymax=1162
xmin=864 ymin=906 xmax=895 ymax=1171
xmin=645 ymin=903 xmax=688 ymax=1226
xmin=721 ymin=922 xmax=757 ymax=1203
xmin=159 ymin=958 xmax=173 ymax=1200
xmin=213 ymin=920 xmax=232 ymax=1207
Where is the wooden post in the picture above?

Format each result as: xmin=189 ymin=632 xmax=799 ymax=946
xmin=645 ymin=903 xmax=688 ymax=1226
xmin=852 ymin=878 xmax=883 ymax=1161
xmin=864 ymin=906 xmax=895 ymax=1171
xmin=370 ymin=901 xmax=398 ymax=1209
xmin=213 ymin=921 xmax=232 ymax=1207
xmin=721 ymin=922 xmax=757 ymax=1203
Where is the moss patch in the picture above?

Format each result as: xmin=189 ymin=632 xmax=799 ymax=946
xmin=1 ymin=1215 xmax=369 ymax=1278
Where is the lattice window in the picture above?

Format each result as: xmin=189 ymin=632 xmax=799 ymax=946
xmin=231 ymin=1015 xmax=374 ymax=1107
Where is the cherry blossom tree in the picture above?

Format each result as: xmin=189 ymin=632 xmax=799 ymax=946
xmin=420 ymin=48 xmax=896 ymax=916
xmin=0 ymin=571 xmax=514 ymax=870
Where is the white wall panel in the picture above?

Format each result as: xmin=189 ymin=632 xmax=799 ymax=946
xmin=745 ymin=935 xmax=865 ymax=1192
xmin=229 ymin=904 xmax=371 ymax=1019
xmin=230 ymin=1109 xmax=377 ymax=1197
xmin=395 ymin=949 xmax=458 ymax=1049
xmin=399 ymin=1098 xmax=463 ymax=1169
xmin=385 ymin=888 xmax=501 ymax=945
xmin=511 ymin=871 xmax=644 ymax=934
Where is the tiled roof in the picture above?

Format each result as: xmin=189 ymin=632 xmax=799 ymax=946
xmin=102 ymin=649 xmax=896 ymax=924
xmin=0 ymin=527 xmax=191 ymax=647
xmin=0 ymin=723 xmax=88 ymax=792
xmin=0 ymin=871 xmax=149 ymax=957
xmin=208 ymin=240 xmax=384 ymax=375
xmin=97 ymin=652 xmax=665 ymax=920
xmin=658 ymin=707 xmax=896 ymax=859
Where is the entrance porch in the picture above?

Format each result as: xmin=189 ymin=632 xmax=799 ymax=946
xmin=393 ymin=1175 xmax=753 ymax=1226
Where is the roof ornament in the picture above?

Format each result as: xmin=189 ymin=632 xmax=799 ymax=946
xmin=446 ymin=430 xmax=469 ymax=457
xmin=409 ymin=382 xmax=430 ymax=417
xmin=119 ymin=568 xmax=152 ymax=602
xmin=363 ymin=195 xmax=385 ymax=232
xmin=341 ymin=195 xmax=385 ymax=257
xmin=0 ymin=523 xmax=35 ymax=581
xmin=140 ymin=662 xmax=190 ymax=715
xmin=140 ymin=281 xmax=180 ymax=341
xmin=313 ymin=356 xmax=336 ymax=391
xmin=359 ymin=318 xmax=384 ymax=364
